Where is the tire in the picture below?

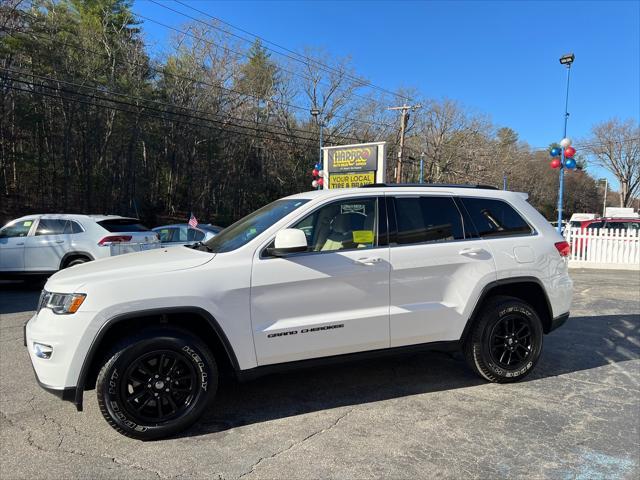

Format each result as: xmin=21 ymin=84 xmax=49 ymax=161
xmin=64 ymin=257 xmax=89 ymax=269
xmin=96 ymin=328 xmax=218 ymax=440
xmin=464 ymin=295 xmax=543 ymax=383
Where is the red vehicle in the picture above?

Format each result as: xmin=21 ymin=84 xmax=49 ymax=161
xmin=579 ymin=218 xmax=640 ymax=231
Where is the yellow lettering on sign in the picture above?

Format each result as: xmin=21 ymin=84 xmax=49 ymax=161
xmin=328 ymin=172 xmax=375 ymax=189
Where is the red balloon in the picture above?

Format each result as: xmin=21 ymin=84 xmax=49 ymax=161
xmin=550 ymin=159 xmax=561 ymax=169
xmin=312 ymin=168 xmax=319 ymax=176
xmin=317 ymin=177 xmax=324 ymax=186
xmin=564 ymin=146 xmax=576 ymax=158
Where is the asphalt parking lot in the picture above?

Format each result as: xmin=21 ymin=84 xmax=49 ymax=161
xmin=1 ymin=269 xmax=639 ymax=479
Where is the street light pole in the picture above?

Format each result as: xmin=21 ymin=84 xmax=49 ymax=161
xmin=600 ymin=178 xmax=608 ymax=217
xmin=557 ymin=53 xmax=574 ymax=233
xmin=310 ymin=108 xmax=324 ymax=189
xmin=419 ymin=152 xmax=425 ymax=184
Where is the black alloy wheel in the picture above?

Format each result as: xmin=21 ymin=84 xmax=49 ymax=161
xmin=96 ymin=328 xmax=217 ymax=440
xmin=488 ymin=314 xmax=534 ymax=370
xmin=121 ymin=350 xmax=199 ymax=424
xmin=464 ymin=295 xmax=543 ymax=383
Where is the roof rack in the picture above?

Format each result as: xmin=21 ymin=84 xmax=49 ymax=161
xmin=360 ymin=183 xmax=499 ymax=190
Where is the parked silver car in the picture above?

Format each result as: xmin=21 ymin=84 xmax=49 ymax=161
xmin=152 ymin=223 xmax=222 ymax=247
xmin=0 ymin=214 xmax=160 ymax=279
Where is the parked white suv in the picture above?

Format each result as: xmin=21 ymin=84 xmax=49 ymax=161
xmin=0 ymin=214 xmax=159 ymax=279
xmin=25 ymin=185 xmax=573 ymax=439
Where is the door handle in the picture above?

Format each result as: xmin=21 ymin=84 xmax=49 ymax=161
xmin=459 ymin=247 xmax=483 ymax=256
xmin=55 ymin=240 xmax=65 ymax=244
xmin=16 ymin=242 xmax=25 ymax=246
xmin=354 ymin=257 xmax=382 ymax=266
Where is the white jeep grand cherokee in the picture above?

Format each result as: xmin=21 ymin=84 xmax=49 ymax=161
xmin=25 ymin=184 xmax=573 ymax=439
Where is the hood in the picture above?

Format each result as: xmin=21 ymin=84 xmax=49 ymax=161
xmin=46 ymin=247 xmax=215 ymax=292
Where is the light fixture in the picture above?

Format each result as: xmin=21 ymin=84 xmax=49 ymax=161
xmin=559 ymin=53 xmax=575 ymax=65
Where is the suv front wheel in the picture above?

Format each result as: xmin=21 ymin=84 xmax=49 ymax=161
xmin=464 ymin=296 xmax=543 ymax=383
xmin=96 ymin=328 xmax=217 ymax=440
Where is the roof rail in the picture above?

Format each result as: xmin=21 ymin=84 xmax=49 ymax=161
xmin=360 ymin=183 xmax=499 ymax=190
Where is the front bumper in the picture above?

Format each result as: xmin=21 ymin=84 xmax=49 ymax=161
xmin=25 ymin=308 xmax=95 ymax=409
xmin=549 ymin=312 xmax=570 ymax=333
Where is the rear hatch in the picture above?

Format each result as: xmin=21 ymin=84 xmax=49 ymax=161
xmin=96 ymin=218 xmax=160 ymax=255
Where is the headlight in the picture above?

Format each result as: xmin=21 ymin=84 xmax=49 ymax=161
xmin=39 ymin=291 xmax=86 ymax=315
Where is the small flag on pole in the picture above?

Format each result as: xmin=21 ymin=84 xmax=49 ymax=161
xmin=188 ymin=212 xmax=198 ymax=228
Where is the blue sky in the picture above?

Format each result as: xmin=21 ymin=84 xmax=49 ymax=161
xmin=132 ymin=0 xmax=640 ymax=190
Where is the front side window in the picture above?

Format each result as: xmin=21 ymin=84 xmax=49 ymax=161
xmin=35 ymin=219 xmax=67 ymax=236
xmin=395 ymin=196 xmax=465 ymax=245
xmin=460 ymin=197 xmax=532 ymax=237
xmin=289 ymin=197 xmax=378 ymax=252
xmin=0 ymin=220 xmax=34 ymax=238
xmin=205 ymin=199 xmax=310 ymax=253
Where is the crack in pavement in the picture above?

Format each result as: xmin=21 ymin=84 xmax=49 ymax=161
xmin=1 ymin=409 xmax=164 ymax=479
xmin=237 ymin=408 xmax=355 ymax=479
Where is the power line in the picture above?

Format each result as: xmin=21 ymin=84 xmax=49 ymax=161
xmin=1 ymin=66 xmax=372 ymax=145
xmin=5 ymin=78 xmax=326 ymax=146
xmin=1 ymin=23 xmax=394 ymax=129
xmin=133 ymin=11 xmax=397 ymax=111
xmin=166 ymin=0 xmax=412 ymax=102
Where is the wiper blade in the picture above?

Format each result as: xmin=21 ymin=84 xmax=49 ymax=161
xmin=187 ymin=241 xmax=213 ymax=253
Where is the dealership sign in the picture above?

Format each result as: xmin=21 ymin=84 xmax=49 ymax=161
xmin=321 ymin=142 xmax=386 ymax=189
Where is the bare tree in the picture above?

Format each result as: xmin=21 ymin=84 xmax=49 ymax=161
xmin=583 ymin=118 xmax=640 ymax=207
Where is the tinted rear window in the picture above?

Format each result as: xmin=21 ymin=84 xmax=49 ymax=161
xmin=98 ymin=219 xmax=150 ymax=232
xmin=460 ymin=198 xmax=532 ymax=237
xmin=395 ymin=196 xmax=465 ymax=245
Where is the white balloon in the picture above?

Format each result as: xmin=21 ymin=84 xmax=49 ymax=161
xmin=311 ymin=180 xmax=318 ymax=188
xmin=560 ymin=138 xmax=572 ymax=148
xmin=318 ymin=170 xmax=325 ymax=177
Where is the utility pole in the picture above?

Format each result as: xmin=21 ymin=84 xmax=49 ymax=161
xmin=388 ymin=104 xmax=421 ymax=183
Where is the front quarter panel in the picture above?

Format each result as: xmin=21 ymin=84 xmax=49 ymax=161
xmin=67 ymin=254 xmax=256 ymax=387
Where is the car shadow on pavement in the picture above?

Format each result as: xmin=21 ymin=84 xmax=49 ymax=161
xmin=185 ymin=313 xmax=639 ymax=439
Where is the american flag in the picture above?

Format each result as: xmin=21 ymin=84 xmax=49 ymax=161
xmin=188 ymin=212 xmax=198 ymax=228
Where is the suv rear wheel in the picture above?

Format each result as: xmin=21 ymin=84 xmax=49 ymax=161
xmin=96 ymin=328 xmax=217 ymax=440
xmin=464 ymin=296 xmax=543 ymax=383
xmin=63 ymin=257 xmax=90 ymax=269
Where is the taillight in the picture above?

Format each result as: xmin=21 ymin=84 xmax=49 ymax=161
xmin=98 ymin=235 xmax=132 ymax=246
xmin=554 ymin=241 xmax=570 ymax=257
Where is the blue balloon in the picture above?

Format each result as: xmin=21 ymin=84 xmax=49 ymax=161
xmin=315 ymin=163 xmax=322 ymax=170
xmin=550 ymin=147 xmax=561 ymax=157
xmin=565 ymin=158 xmax=577 ymax=169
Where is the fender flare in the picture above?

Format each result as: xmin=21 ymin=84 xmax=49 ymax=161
xmin=73 ymin=306 xmax=239 ymax=410
xmin=460 ymin=276 xmax=553 ymax=342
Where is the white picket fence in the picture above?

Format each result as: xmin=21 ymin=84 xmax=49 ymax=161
xmin=564 ymin=227 xmax=640 ymax=270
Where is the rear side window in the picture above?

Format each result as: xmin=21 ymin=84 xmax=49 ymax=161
xmin=98 ymin=219 xmax=150 ymax=232
xmin=35 ymin=219 xmax=67 ymax=236
xmin=460 ymin=198 xmax=532 ymax=237
xmin=188 ymin=229 xmax=205 ymax=242
xmin=63 ymin=221 xmax=83 ymax=234
xmin=395 ymin=196 xmax=465 ymax=245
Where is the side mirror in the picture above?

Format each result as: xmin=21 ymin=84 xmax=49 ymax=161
xmin=268 ymin=228 xmax=308 ymax=257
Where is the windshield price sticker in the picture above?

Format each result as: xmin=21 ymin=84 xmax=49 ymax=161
xmin=329 ymin=172 xmax=375 ymax=189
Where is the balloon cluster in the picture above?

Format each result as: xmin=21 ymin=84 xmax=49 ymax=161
xmin=549 ymin=138 xmax=577 ymax=170
xmin=311 ymin=163 xmax=325 ymax=188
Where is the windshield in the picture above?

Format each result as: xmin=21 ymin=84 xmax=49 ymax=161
xmin=204 ymin=199 xmax=309 ymax=253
